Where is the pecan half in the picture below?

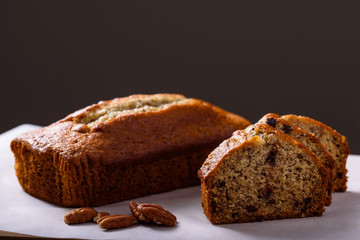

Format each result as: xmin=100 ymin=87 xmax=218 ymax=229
xmin=93 ymin=212 xmax=110 ymax=223
xmin=64 ymin=207 xmax=98 ymax=224
xmin=130 ymin=202 xmax=177 ymax=227
xmin=129 ymin=202 xmax=154 ymax=223
xmin=97 ymin=215 xmax=136 ymax=229
xmin=141 ymin=205 xmax=177 ymax=227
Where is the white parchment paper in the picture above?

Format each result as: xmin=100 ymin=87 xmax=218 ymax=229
xmin=1 ymin=124 xmax=360 ymax=240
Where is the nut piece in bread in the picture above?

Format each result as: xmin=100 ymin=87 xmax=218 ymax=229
xmin=282 ymin=114 xmax=349 ymax=192
xmin=199 ymin=124 xmax=328 ymax=224
xmin=257 ymin=113 xmax=335 ymax=206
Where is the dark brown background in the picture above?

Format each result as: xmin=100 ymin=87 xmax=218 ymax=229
xmin=1 ymin=1 xmax=359 ymax=153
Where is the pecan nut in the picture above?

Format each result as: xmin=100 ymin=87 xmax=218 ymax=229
xmin=64 ymin=207 xmax=98 ymax=224
xmin=141 ymin=205 xmax=177 ymax=227
xmin=93 ymin=212 xmax=110 ymax=223
xmin=130 ymin=202 xmax=177 ymax=227
xmin=97 ymin=215 xmax=137 ymax=229
xmin=129 ymin=202 xmax=153 ymax=223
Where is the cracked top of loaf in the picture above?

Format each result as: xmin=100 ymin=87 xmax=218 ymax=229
xmin=11 ymin=94 xmax=251 ymax=167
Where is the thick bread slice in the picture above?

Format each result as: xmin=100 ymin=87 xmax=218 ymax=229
xmin=257 ymin=113 xmax=334 ymax=205
xmin=282 ymin=114 xmax=349 ymax=192
xmin=11 ymin=94 xmax=251 ymax=207
xmin=199 ymin=124 xmax=328 ymax=224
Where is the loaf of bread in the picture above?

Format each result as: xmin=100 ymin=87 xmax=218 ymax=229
xmin=11 ymin=94 xmax=251 ymax=207
xmin=198 ymin=124 xmax=329 ymax=224
xmin=282 ymin=114 xmax=350 ymax=192
xmin=257 ymin=113 xmax=334 ymax=205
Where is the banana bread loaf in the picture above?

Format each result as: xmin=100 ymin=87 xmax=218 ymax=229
xmin=257 ymin=113 xmax=334 ymax=205
xmin=11 ymin=94 xmax=251 ymax=207
xmin=198 ymin=124 xmax=329 ymax=224
xmin=282 ymin=114 xmax=349 ymax=192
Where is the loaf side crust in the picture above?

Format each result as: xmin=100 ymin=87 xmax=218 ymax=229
xmin=11 ymin=94 xmax=251 ymax=206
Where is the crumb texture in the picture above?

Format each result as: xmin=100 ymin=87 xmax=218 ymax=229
xmin=199 ymin=123 xmax=328 ymax=224
xmin=282 ymin=114 xmax=349 ymax=192
xmin=257 ymin=113 xmax=335 ymax=205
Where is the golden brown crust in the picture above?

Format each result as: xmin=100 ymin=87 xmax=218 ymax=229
xmin=198 ymin=130 xmax=248 ymax=179
xmin=11 ymin=94 xmax=251 ymax=206
xmin=62 ymin=94 xmax=187 ymax=124
xmin=282 ymin=114 xmax=350 ymax=155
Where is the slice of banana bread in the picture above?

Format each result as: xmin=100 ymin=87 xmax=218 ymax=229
xmin=11 ymin=94 xmax=251 ymax=207
xmin=257 ymin=113 xmax=334 ymax=205
xmin=198 ymin=124 xmax=328 ymax=224
xmin=282 ymin=114 xmax=349 ymax=192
